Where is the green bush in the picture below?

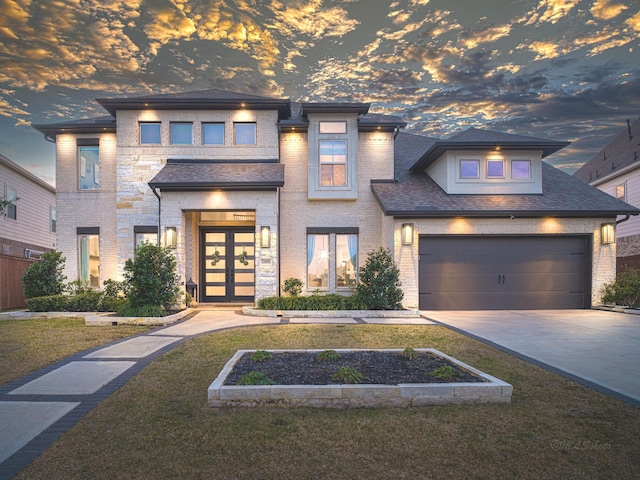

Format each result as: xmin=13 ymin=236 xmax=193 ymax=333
xmin=22 ymin=251 xmax=67 ymax=299
xmin=66 ymin=291 xmax=103 ymax=312
xmin=283 ymin=277 xmax=303 ymax=297
xmin=116 ymin=301 xmax=164 ymax=318
xmin=601 ymin=266 xmax=640 ymax=308
xmin=26 ymin=294 xmax=69 ymax=312
xmin=122 ymin=243 xmax=180 ymax=313
xmin=257 ymin=293 xmax=366 ymax=310
xmin=354 ymin=247 xmax=403 ymax=310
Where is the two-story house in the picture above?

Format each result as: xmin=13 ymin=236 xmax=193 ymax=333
xmin=34 ymin=89 xmax=638 ymax=310
xmin=0 ymin=153 xmax=56 ymax=310
xmin=573 ymin=117 xmax=640 ymax=271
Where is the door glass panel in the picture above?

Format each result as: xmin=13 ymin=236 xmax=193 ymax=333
xmin=235 ymin=285 xmax=254 ymax=296
xmin=205 ymin=272 xmax=226 ymax=283
xmin=235 ymin=232 xmax=255 ymax=243
xmin=235 ymin=258 xmax=255 ymax=270
xmin=235 ymin=272 xmax=254 ymax=283
xmin=206 ymin=286 xmax=226 ymax=296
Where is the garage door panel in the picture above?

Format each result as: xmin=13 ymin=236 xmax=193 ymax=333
xmin=419 ymin=236 xmax=590 ymax=310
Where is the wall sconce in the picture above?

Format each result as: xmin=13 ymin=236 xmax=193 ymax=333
xmin=165 ymin=227 xmax=177 ymax=249
xmin=260 ymin=226 xmax=270 ymax=248
xmin=601 ymin=223 xmax=615 ymax=245
xmin=402 ymin=223 xmax=414 ymax=245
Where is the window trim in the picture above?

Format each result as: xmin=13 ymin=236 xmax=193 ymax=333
xmin=306 ymin=228 xmax=359 ymax=291
xmin=459 ymin=159 xmax=480 ymax=179
xmin=77 ymin=228 xmax=100 ymax=287
xmin=319 ymin=139 xmax=347 ymax=187
xmin=134 ymin=225 xmax=159 ymax=247
xmin=50 ymin=205 xmax=56 ymax=233
xmin=616 ymin=182 xmax=626 ymax=201
xmin=486 ymin=159 xmax=505 ymax=179
xmin=78 ymin=145 xmax=100 ymax=190
xmin=4 ymin=186 xmax=17 ymax=220
xmin=170 ymin=122 xmax=193 ymax=145
xmin=511 ymin=159 xmax=531 ymax=179
xmin=140 ymin=122 xmax=161 ymax=145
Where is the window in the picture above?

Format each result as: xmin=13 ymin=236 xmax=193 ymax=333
xmin=319 ymin=121 xmax=347 ymax=134
xmin=5 ymin=186 xmax=17 ymax=219
xmin=134 ymin=226 xmax=158 ymax=247
xmin=460 ymin=159 xmax=479 ymax=179
xmin=79 ymin=146 xmax=99 ymax=190
xmin=140 ymin=122 xmax=161 ymax=144
xmin=319 ymin=140 xmax=347 ymax=186
xmin=336 ymin=234 xmax=357 ymax=287
xmin=616 ymin=183 xmax=626 ymax=201
xmin=203 ymin=123 xmax=224 ymax=145
xmin=307 ymin=230 xmax=358 ymax=290
xmin=234 ymin=122 xmax=256 ymax=145
xmin=487 ymin=159 xmax=505 ymax=178
xmin=171 ymin=123 xmax=192 ymax=145
xmin=512 ymin=160 xmax=531 ymax=179
xmin=78 ymin=228 xmax=100 ymax=288
xmin=307 ymin=234 xmax=329 ymax=288
xmin=50 ymin=205 xmax=56 ymax=233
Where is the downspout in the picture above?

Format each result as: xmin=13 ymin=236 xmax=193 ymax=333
xmin=151 ymin=186 xmax=161 ymax=245
xmin=43 ymin=135 xmax=56 ymax=144
xmin=616 ymin=215 xmax=631 ymax=225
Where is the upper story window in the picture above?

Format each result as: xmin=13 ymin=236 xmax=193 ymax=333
xmin=171 ymin=122 xmax=192 ymax=145
xmin=487 ymin=159 xmax=505 ymax=178
xmin=140 ymin=122 xmax=161 ymax=144
xmin=234 ymin=122 xmax=256 ymax=145
xmin=79 ymin=146 xmax=100 ymax=190
xmin=50 ymin=205 xmax=56 ymax=233
xmin=319 ymin=121 xmax=347 ymax=134
xmin=203 ymin=123 xmax=225 ymax=145
xmin=460 ymin=159 xmax=480 ymax=179
xmin=616 ymin=183 xmax=626 ymax=201
xmin=512 ymin=160 xmax=531 ymax=179
xmin=319 ymin=140 xmax=347 ymax=186
xmin=4 ymin=186 xmax=17 ymax=220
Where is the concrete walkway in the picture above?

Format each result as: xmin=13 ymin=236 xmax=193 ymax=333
xmin=0 ymin=310 xmax=433 ymax=479
xmin=422 ymin=309 xmax=640 ymax=408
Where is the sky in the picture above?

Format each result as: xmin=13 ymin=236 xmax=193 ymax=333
xmin=0 ymin=0 xmax=639 ymax=187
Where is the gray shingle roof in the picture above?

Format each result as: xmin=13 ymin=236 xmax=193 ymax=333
xmin=371 ymin=132 xmax=639 ymax=218
xmin=148 ymin=161 xmax=284 ymax=191
xmin=573 ymin=117 xmax=640 ymax=184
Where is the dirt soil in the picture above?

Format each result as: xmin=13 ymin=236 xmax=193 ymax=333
xmin=224 ymin=350 xmax=487 ymax=385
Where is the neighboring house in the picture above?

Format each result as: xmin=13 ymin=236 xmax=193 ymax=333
xmin=573 ymin=117 xmax=640 ymax=271
xmin=33 ymin=89 xmax=638 ymax=310
xmin=0 ymin=153 xmax=56 ymax=310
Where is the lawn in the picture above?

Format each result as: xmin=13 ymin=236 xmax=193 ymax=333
xmin=14 ymin=324 xmax=640 ymax=479
xmin=0 ymin=317 xmax=152 ymax=386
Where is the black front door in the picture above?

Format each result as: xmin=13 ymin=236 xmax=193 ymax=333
xmin=200 ymin=228 xmax=255 ymax=302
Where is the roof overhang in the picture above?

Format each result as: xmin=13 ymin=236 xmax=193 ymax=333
xmin=409 ymin=140 xmax=570 ymax=173
xmin=32 ymin=117 xmax=116 ymax=137
xmin=301 ymin=102 xmax=370 ymax=117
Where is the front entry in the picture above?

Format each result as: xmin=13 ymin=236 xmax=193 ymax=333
xmin=200 ymin=228 xmax=255 ymax=303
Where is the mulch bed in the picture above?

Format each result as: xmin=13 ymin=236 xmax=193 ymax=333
xmin=224 ymin=350 xmax=486 ymax=385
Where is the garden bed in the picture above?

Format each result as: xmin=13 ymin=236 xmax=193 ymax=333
xmin=208 ymin=349 xmax=512 ymax=408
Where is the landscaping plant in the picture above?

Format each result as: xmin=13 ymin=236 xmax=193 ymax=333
xmin=355 ymin=247 xmax=403 ymax=310
xmin=600 ymin=265 xmax=640 ymax=308
xmin=22 ymin=250 xmax=67 ymax=299
xmin=283 ymin=277 xmax=303 ymax=297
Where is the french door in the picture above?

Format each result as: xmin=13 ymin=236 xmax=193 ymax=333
xmin=200 ymin=228 xmax=255 ymax=302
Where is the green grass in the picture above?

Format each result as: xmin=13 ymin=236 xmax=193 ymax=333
xmin=14 ymin=324 xmax=640 ymax=479
xmin=0 ymin=318 xmax=152 ymax=386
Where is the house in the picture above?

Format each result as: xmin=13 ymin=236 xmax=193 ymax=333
xmin=573 ymin=117 xmax=640 ymax=271
xmin=33 ymin=89 xmax=638 ymax=310
xmin=0 ymin=153 xmax=56 ymax=310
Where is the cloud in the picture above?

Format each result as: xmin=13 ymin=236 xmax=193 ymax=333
xmin=270 ymin=0 xmax=360 ymax=40
xmin=590 ymin=0 xmax=627 ymax=19
xmin=522 ymin=0 xmax=581 ymax=25
xmin=143 ymin=4 xmax=196 ymax=55
xmin=0 ymin=94 xmax=30 ymax=118
xmin=457 ymin=24 xmax=512 ymax=49
xmin=626 ymin=11 xmax=640 ymax=31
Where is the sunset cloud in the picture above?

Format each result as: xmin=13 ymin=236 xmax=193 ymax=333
xmin=590 ymin=0 xmax=627 ymax=19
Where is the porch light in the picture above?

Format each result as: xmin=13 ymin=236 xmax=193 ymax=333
xmin=601 ymin=223 xmax=615 ymax=245
xmin=165 ymin=227 xmax=177 ymax=249
xmin=402 ymin=223 xmax=414 ymax=245
xmin=260 ymin=226 xmax=270 ymax=248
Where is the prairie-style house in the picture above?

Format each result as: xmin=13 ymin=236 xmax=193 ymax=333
xmin=33 ymin=90 xmax=638 ymax=310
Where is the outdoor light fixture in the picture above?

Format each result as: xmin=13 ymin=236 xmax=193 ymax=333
xmin=260 ymin=226 xmax=270 ymax=248
xmin=165 ymin=227 xmax=177 ymax=249
xmin=601 ymin=223 xmax=615 ymax=245
xmin=402 ymin=223 xmax=414 ymax=245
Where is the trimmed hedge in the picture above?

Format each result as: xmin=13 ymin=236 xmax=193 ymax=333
xmin=257 ymin=294 xmax=367 ymax=311
xmin=25 ymin=292 xmax=126 ymax=313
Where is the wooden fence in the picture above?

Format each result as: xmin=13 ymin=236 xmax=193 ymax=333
xmin=0 ymin=255 xmax=33 ymax=310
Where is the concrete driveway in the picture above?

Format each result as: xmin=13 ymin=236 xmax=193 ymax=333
xmin=421 ymin=309 xmax=640 ymax=407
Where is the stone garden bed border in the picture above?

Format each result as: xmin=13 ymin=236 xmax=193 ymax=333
xmin=208 ymin=348 xmax=513 ymax=408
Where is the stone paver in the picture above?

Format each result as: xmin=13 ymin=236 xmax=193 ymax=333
xmin=84 ymin=336 xmax=183 ymax=359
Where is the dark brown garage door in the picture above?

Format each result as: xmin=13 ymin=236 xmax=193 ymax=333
xmin=419 ymin=236 xmax=591 ymax=310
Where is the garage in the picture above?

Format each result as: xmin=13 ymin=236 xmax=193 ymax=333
xmin=419 ymin=235 xmax=591 ymax=310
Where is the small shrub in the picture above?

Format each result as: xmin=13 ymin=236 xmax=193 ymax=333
xmin=238 ymin=371 xmax=275 ymax=385
xmin=116 ymin=302 xmax=164 ymax=318
xmin=249 ymin=350 xmax=273 ymax=362
xmin=331 ymin=367 xmax=363 ymax=384
xmin=67 ymin=280 xmax=93 ymax=295
xmin=283 ymin=277 xmax=303 ymax=297
xmin=399 ymin=348 xmax=417 ymax=360
xmin=66 ymin=291 xmax=103 ymax=311
xmin=355 ymin=248 xmax=403 ymax=310
xmin=22 ymin=251 xmax=67 ymax=299
xmin=600 ymin=266 xmax=640 ymax=308
xmin=26 ymin=294 xmax=69 ymax=312
xmin=102 ymin=279 xmax=125 ymax=299
xmin=430 ymin=365 xmax=460 ymax=380
xmin=316 ymin=350 xmax=342 ymax=362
